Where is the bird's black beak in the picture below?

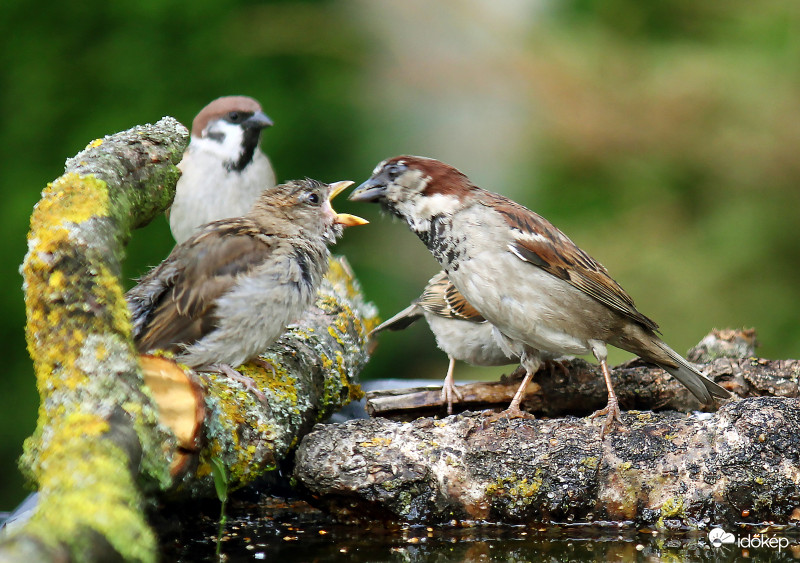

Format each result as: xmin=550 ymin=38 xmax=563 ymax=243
xmin=348 ymin=177 xmax=387 ymax=202
xmin=244 ymin=111 xmax=274 ymax=130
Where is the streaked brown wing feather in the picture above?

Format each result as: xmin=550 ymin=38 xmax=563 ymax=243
xmin=418 ymin=271 xmax=486 ymax=323
xmin=482 ymin=192 xmax=660 ymax=332
xmin=135 ymin=220 xmax=278 ymax=352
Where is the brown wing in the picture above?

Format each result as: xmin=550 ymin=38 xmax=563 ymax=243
xmin=481 ymin=191 xmax=660 ymax=333
xmin=135 ymin=220 xmax=278 ymax=353
xmin=418 ymin=271 xmax=486 ymax=323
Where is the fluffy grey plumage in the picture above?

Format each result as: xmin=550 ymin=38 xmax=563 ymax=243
xmin=372 ymin=271 xmax=518 ymax=413
xmin=128 ymin=179 xmax=365 ymax=370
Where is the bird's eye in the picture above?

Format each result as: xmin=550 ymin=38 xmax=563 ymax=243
xmin=305 ymin=192 xmax=321 ymax=205
xmin=385 ymin=164 xmax=402 ymax=180
xmin=227 ymin=111 xmax=241 ymax=122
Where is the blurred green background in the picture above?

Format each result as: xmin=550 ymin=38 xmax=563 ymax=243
xmin=2 ymin=0 xmax=798 ymax=509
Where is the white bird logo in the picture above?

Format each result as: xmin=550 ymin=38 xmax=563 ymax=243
xmin=708 ymin=527 xmax=735 ymax=547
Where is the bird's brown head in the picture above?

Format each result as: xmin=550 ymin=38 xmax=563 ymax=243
xmin=190 ymin=96 xmax=274 ymax=173
xmin=191 ymin=96 xmax=273 ymax=138
xmin=349 ymin=156 xmax=473 ymax=230
xmin=252 ymin=179 xmax=367 ymax=243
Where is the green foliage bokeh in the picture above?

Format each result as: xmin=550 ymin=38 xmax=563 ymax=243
xmin=1 ymin=0 xmax=798 ymax=509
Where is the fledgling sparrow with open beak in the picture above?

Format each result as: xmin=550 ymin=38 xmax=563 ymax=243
xmin=371 ymin=270 xmax=519 ymax=414
xmin=169 ymin=96 xmax=276 ymax=244
xmin=350 ymin=156 xmax=730 ymax=435
xmin=127 ymin=179 xmax=367 ymax=394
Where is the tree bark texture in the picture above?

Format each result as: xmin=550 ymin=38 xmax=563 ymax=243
xmin=4 ymin=118 xmax=377 ymax=563
xmin=365 ymin=354 xmax=798 ymax=419
xmin=295 ymin=350 xmax=800 ymax=527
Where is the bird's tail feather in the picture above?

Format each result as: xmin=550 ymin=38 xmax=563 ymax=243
xmin=371 ymin=304 xmax=423 ymax=335
xmin=658 ymin=343 xmax=731 ymax=405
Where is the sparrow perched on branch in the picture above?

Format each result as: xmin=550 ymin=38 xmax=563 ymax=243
xmin=169 ymin=96 xmax=276 ymax=244
xmin=371 ymin=270 xmax=519 ymax=414
xmin=350 ymin=156 xmax=730 ymax=435
xmin=128 ymin=179 xmax=367 ymax=393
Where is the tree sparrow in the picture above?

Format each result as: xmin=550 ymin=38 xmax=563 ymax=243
xmin=371 ymin=270 xmax=519 ymax=414
xmin=169 ymin=96 xmax=276 ymax=244
xmin=350 ymin=156 xmax=730 ymax=435
xmin=128 ymin=179 xmax=367 ymax=391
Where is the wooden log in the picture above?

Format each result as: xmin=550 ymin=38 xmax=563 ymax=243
xmin=295 ymin=331 xmax=800 ymax=526
xmin=364 ymin=329 xmax=786 ymax=419
xmin=295 ymin=395 xmax=800 ymax=526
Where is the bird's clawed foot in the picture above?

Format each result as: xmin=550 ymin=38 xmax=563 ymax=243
xmin=485 ymin=368 xmax=537 ymax=421
xmin=250 ymin=357 xmax=277 ymax=377
xmin=590 ymin=395 xmax=622 ymax=438
xmin=498 ymin=405 xmax=536 ymax=420
xmin=483 ymin=405 xmax=536 ymax=424
xmin=441 ymin=380 xmax=463 ymax=416
xmin=216 ymin=363 xmax=269 ymax=405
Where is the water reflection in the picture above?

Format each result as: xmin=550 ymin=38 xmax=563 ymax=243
xmin=157 ymin=495 xmax=800 ymax=562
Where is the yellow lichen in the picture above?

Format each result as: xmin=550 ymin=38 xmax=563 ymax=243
xmin=580 ymin=456 xmax=600 ymax=471
xmin=23 ymin=412 xmax=156 ymax=563
xmin=485 ymin=471 xmax=544 ymax=510
xmin=359 ymin=436 xmax=392 ymax=448
xmin=660 ymin=496 xmax=686 ymax=518
xmin=30 ymin=173 xmax=110 ymax=232
xmin=241 ymin=359 xmax=298 ymax=406
xmin=48 ymin=270 xmax=66 ymax=290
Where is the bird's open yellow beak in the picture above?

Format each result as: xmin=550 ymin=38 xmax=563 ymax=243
xmin=329 ymin=181 xmax=369 ymax=227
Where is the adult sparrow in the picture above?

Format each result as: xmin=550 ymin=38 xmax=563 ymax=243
xmin=350 ymin=156 xmax=730 ymax=435
xmin=169 ymin=96 xmax=276 ymax=244
xmin=128 ymin=179 xmax=367 ymax=394
xmin=371 ymin=270 xmax=518 ymax=414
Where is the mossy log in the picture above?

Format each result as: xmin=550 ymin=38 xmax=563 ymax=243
xmin=295 ymin=336 xmax=800 ymax=527
xmin=3 ymin=118 xmax=377 ymax=562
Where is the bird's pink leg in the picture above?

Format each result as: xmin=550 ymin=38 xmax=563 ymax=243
xmin=251 ymin=357 xmax=277 ymax=377
xmin=440 ymin=356 xmax=463 ymax=415
xmin=493 ymin=368 xmax=536 ymax=421
xmin=495 ymin=351 xmax=540 ymax=419
xmin=216 ymin=363 xmax=269 ymax=405
xmin=589 ymin=358 xmax=622 ymax=437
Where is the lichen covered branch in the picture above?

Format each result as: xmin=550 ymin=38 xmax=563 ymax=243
xmin=172 ymin=257 xmax=377 ymax=497
xmin=6 ymin=117 xmax=378 ymax=562
xmin=9 ymin=118 xmax=188 ymax=562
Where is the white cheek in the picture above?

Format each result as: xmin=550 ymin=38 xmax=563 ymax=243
xmin=395 ymin=191 xmax=460 ymax=232
xmin=415 ymin=193 xmax=460 ymax=217
xmin=197 ymin=121 xmax=245 ymax=160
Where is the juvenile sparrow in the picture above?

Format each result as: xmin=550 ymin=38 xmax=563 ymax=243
xmin=169 ymin=96 xmax=276 ymax=244
xmin=128 ymin=179 xmax=367 ymax=392
xmin=350 ymin=156 xmax=730 ymax=435
xmin=371 ymin=270 xmax=518 ymax=414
